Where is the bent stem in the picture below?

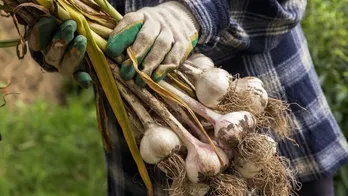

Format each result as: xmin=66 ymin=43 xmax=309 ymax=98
xmin=94 ymin=0 xmax=123 ymax=21
xmin=175 ymin=70 xmax=196 ymax=90
xmin=163 ymin=98 xmax=209 ymax=143
xmin=0 ymin=38 xmax=20 ymax=48
xmin=116 ymin=81 xmax=155 ymax=129
xmin=179 ymin=63 xmax=203 ymax=81
xmin=88 ymin=21 xmax=113 ymax=38
xmin=159 ymin=80 xmax=221 ymax=125
xmin=0 ymin=80 xmax=11 ymax=90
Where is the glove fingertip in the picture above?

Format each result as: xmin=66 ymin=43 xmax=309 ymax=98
xmin=57 ymin=20 xmax=78 ymax=42
xmin=106 ymin=22 xmax=143 ymax=57
xmin=29 ymin=49 xmax=59 ymax=72
xmin=152 ymin=72 xmax=168 ymax=83
xmin=28 ymin=16 xmax=58 ymax=51
xmin=120 ymin=60 xmax=136 ymax=81
xmin=73 ymin=71 xmax=93 ymax=89
xmin=152 ymin=64 xmax=176 ymax=82
xmin=59 ymin=35 xmax=87 ymax=76
xmin=135 ymin=74 xmax=147 ymax=87
xmin=73 ymin=35 xmax=87 ymax=54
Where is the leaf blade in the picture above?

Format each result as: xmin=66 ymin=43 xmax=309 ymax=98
xmin=57 ymin=1 xmax=153 ymax=195
xmin=0 ymin=39 xmax=20 ymax=48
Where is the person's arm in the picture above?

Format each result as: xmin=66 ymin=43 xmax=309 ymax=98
xmin=177 ymin=0 xmax=230 ymax=49
xmin=180 ymin=0 xmax=307 ymax=53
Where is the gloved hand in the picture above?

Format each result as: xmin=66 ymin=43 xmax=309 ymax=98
xmin=28 ymin=16 xmax=92 ymax=89
xmin=106 ymin=1 xmax=200 ymax=86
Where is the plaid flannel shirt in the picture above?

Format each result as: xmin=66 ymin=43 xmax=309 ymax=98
xmin=94 ymin=0 xmax=348 ymax=195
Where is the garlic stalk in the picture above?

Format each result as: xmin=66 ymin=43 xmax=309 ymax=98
xmin=117 ymin=80 xmax=213 ymax=196
xmin=180 ymin=64 xmax=232 ymax=109
xmin=180 ymin=62 xmax=269 ymax=114
xmin=111 ymin=65 xmax=229 ymax=183
xmin=159 ymin=80 xmax=256 ymax=157
xmin=185 ymin=53 xmax=215 ymax=71
xmin=116 ymin=82 xmax=182 ymax=164
xmin=163 ymin=98 xmax=209 ymax=143
xmin=88 ymin=21 xmax=113 ymax=38
xmin=175 ymin=70 xmax=196 ymax=91
xmin=159 ymin=80 xmax=283 ymax=180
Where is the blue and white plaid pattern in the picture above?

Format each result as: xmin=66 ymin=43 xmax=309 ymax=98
xmin=101 ymin=0 xmax=348 ymax=195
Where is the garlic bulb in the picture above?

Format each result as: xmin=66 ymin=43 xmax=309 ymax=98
xmin=234 ymin=135 xmax=278 ymax=179
xmin=187 ymin=183 xmax=211 ymax=196
xmin=234 ymin=157 xmax=262 ymax=179
xmin=195 ymin=68 xmax=232 ymax=108
xmin=181 ymin=55 xmax=270 ymax=114
xmin=179 ymin=63 xmax=232 ymax=109
xmin=186 ymin=53 xmax=214 ymax=71
xmin=159 ymin=81 xmax=257 ymax=158
xmin=140 ymin=126 xmax=182 ymax=164
xmin=261 ymin=135 xmax=277 ymax=155
xmin=232 ymin=77 xmax=269 ymax=114
xmin=214 ymin=111 xmax=257 ymax=157
xmin=185 ymin=143 xmax=229 ymax=183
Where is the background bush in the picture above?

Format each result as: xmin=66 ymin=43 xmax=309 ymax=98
xmin=0 ymin=0 xmax=347 ymax=195
xmin=0 ymin=90 xmax=106 ymax=196
xmin=301 ymin=0 xmax=348 ymax=195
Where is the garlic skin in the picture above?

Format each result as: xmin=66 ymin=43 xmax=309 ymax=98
xmin=186 ymin=53 xmax=215 ymax=71
xmin=234 ymin=157 xmax=262 ymax=179
xmin=234 ymin=135 xmax=277 ymax=179
xmin=185 ymin=144 xmax=229 ymax=183
xmin=214 ymin=111 xmax=257 ymax=155
xmin=186 ymin=183 xmax=211 ymax=196
xmin=195 ymin=68 xmax=232 ymax=108
xmin=214 ymin=111 xmax=257 ymax=136
xmin=217 ymin=146 xmax=231 ymax=169
xmin=261 ymin=135 xmax=277 ymax=155
xmin=140 ymin=126 xmax=182 ymax=164
xmin=233 ymin=77 xmax=269 ymax=114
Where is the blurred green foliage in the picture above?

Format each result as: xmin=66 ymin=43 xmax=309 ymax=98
xmin=0 ymin=90 xmax=106 ymax=196
xmin=302 ymin=0 xmax=348 ymax=134
xmin=301 ymin=0 xmax=348 ymax=195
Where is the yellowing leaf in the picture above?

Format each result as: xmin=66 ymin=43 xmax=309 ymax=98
xmin=56 ymin=1 xmax=153 ymax=195
xmin=167 ymin=73 xmax=195 ymax=98
xmin=66 ymin=0 xmax=117 ymax=29
xmin=94 ymin=0 xmax=123 ymax=21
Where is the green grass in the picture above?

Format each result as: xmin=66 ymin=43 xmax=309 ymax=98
xmin=0 ymin=90 xmax=106 ymax=196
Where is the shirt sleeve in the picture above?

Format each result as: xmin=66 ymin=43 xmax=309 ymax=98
xmin=180 ymin=0 xmax=307 ymax=53
xmin=178 ymin=0 xmax=230 ymax=49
